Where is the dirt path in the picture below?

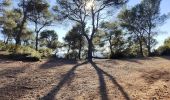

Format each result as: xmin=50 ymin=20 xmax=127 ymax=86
xmin=0 ymin=57 xmax=170 ymax=100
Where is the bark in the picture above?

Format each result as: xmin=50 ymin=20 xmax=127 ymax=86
xmin=16 ymin=0 xmax=27 ymax=46
xmin=78 ymin=39 xmax=82 ymax=60
xmin=139 ymin=39 xmax=144 ymax=57
xmin=67 ymin=44 xmax=71 ymax=59
xmin=147 ymin=27 xmax=151 ymax=56
xmin=16 ymin=17 xmax=27 ymax=45
xmin=87 ymin=39 xmax=93 ymax=61
xmin=35 ymin=31 xmax=39 ymax=51
xmin=109 ymin=36 xmax=113 ymax=58
xmin=35 ymin=22 xmax=39 ymax=51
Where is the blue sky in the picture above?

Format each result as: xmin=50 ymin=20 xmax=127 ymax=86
xmin=1 ymin=0 xmax=170 ymax=48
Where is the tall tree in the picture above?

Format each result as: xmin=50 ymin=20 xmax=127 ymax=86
xmin=64 ymin=24 xmax=85 ymax=60
xmin=100 ymin=22 xmax=126 ymax=58
xmin=40 ymin=30 xmax=58 ymax=49
xmin=0 ymin=0 xmax=11 ymax=26
xmin=140 ymin=0 xmax=164 ymax=56
xmin=118 ymin=5 xmax=147 ymax=57
xmin=54 ymin=0 xmax=127 ymax=61
xmin=15 ymin=0 xmax=30 ymax=45
xmin=119 ymin=0 xmax=167 ymax=57
xmin=27 ymin=0 xmax=52 ymax=50
xmin=1 ymin=9 xmax=21 ymax=44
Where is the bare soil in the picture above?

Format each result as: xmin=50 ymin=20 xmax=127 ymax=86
xmin=0 ymin=56 xmax=170 ymax=100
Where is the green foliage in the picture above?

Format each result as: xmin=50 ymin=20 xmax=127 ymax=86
xmin=26 ymin=0 xmax=52 ymax=50
xmin=39 ymin=48 xmax=52 ymax=58
xmin=40 ymin=30 xmax=59 ymax=49
xmin=0 ymin=41 xmax=5 ymax=51
xmin=0 ymin=0 xmax=11 ymax=13
xmin=14 ymin=45 xmax=41 ymax=60
xmin=0 ymin=42 xmax=15 ymax=52
xmin=64 ymin=24 xmax=85 ymax=59
xmin=65 ymin=51 xmax=79 ymax=60
xmin=0 ymin=42 xmax=41 ymax=61
xmin=100 ymin=22 xmax=127 ymax=59
xmin=158 ymin=37 xmax=170 ymax=56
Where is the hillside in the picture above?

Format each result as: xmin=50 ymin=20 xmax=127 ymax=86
xmin=0 ymin=57 xmax=170 ymax=100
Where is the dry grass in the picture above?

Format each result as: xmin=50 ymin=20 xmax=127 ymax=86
xmin=0 ymin=57 xmax=170 ymax=100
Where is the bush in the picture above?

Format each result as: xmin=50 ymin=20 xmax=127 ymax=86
xmin=6 ymin=44 xmax=16 ymax=52
xmin=13 ymin=45 xmax=41 ymax=61
xmin=158 ymin=46 xmax=170 ymax=56
xmin=39 ymin=48 xmax=52 ymax=58
xmin=0 ymin=42 xmax=6 ymax=51
xmin=0 ymin=42 xmax=42 ymax=61
xmin=65 ymin=51 xmax=78 ymax=60
xmin=0 ymin=42 xmax=16 ymax=52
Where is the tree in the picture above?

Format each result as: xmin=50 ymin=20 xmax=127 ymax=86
xmin=139 ymin=0 xmax=165 ymax=56
xmin=64 ymin=24 xmax=85 ymax=60
xmin=0 ymin=0 xmax=11 ymax=26
xmin=0 ymin=0 xmax=11 ymax=13
xmin=100 ymin=22 xmax=126 ymax=58
xmin=15 ymin=0 xmax=30 ymax=45
xmin=20 ymin=29 xmax=34 ymax=46
xmin=118 ymin=5 xmax=147 ymax=57
xmin=1 ymin=9 xmax=21 ymax=44
xmin=54 ymin=0 xmax=127 ymax=61
xmin=40 ymin=30 xmax=58 ymax=49
xmin=158 ymin=37 xmax=170 ymax=56
xmin=27 ymin=0 xmax=52 ymax=51
xmin=119 ymin=0 xmax=167 ymax=57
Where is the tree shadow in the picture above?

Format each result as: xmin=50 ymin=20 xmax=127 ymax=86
xmin=161 ymin=56 xmax=170 ymax=60
xmin=40 ymin=61 xmax=88 ymax=100
xmin=0 ymin=67 xmax=27 ymax=78
xmin=0 ymin=53 xmax=39 ymax=62
xmin=0 ymin=65 xmax=34 ymax=100
xmin=39 ymin=58 xmax=78 ymax=69
xmin=90 ymin=61 xmax=130 ymax=100
xmin=141 ymin=70 xmax=170 ymax=84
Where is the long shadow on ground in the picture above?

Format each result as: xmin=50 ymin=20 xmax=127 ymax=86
xmin=0 ymin=64 xmax=33 ymax=100
xmin=40 ymin=61 xmax=88 ymax=100
xmin=40 ymin=60 xmax=130 ymax=100
xmin=0 ymin=53 xmax=39 ymax=62
xmin=90 ymin=61 xmax=130 ymax=100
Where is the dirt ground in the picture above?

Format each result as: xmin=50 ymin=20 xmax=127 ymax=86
xmin=0 ymin=57 xmax=170 ymax=100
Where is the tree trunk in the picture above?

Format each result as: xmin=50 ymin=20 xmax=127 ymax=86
xmin=78 ymin=40 xmax=82 ymax=60
xmin=67 ymin=44 xmax=70 ymax=59
xmin=147 ymin=30 xmax=151 ymax=56
xmin=109 ymin=36 xmax=113 ymax=58
xmin=35 ymin=31 xmax=39 ymax=51
xmin=87 ymin=39 xmax=93 ymax=61
xmin=16 ymin=35 xmax=22 ymax=45
xmin=139 ymin=40 xmax=144 ymax=57
xmin=16 ymin=14 xmax=27 ymax=46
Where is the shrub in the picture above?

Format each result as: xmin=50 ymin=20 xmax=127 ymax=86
xmin=14 ymin=46 xmax=41 ymax=61
xmin=0 ymin=42 xmax=6 ymax=51
xmin=65 ymin=51 xmax=78 ymax=60
xmin=39 ymin=48 xmax=52 ymax=58
xmin=157 ymin=37 xmax=170 ymax=56
xmin=158 ymin=46 xmax=170 ymax=56
xmin=0 ymin=42 xmax=41 ymax=61
xmin=0 ymin=42 xmax=16 ymax=52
